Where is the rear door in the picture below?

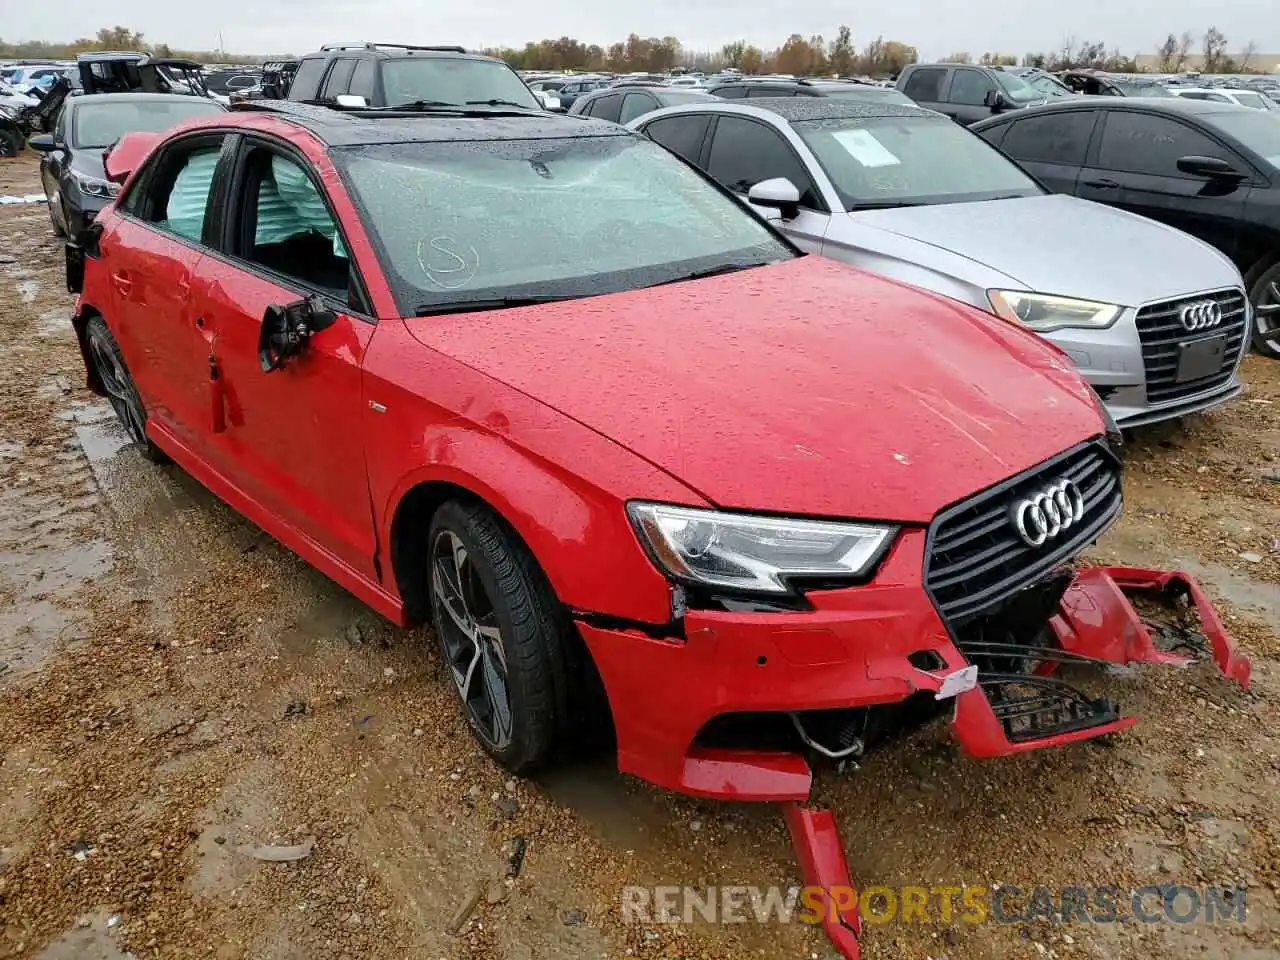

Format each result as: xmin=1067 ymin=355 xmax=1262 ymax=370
xmin=1076 ymin=109 xmax=1248 ymax=258
xmin=193 ymin=135 xmax=378 ymax=578
xmin=102 ymin=132 xmax=231 ymax=454
xmin=701 ymin=115 xmax=831 ymax=252
xmin=901 ymin=66 xmax=950 ymax=116
xmin=991 ymin=109 xmax=1097 ymax=194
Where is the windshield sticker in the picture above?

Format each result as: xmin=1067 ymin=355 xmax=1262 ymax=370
xmin=832 ymin=129 xmax=901 ymax=168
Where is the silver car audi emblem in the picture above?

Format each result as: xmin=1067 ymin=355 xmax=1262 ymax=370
xmin=1179 ymin=300 xmax=1223 ymax=332
xmin=1011 ymin=479 xmax=1086 ymax=547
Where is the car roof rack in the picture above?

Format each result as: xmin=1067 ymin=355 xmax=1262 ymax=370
xmin=318 ymin=42 xmax=467 ymax=53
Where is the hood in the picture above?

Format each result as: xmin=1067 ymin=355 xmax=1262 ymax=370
xmin=406 ymin=258 xmax=1103 ymax=523
xmin=849 ymin=194 xmax=1242 ymax=306
xmin=69 ymin=149 xmax=108 ymax=182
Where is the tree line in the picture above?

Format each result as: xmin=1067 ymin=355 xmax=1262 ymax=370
xmin=0 ymin=24 xmax=1266 ymax=76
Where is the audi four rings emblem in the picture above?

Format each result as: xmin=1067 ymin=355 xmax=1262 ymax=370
xmin=1179 ymin=300 xmax=1223 ymax=332
xmin=1011 ymin=479 xmax=1086 ymax=547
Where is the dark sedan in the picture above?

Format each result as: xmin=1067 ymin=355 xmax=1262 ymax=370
xmin=973 ymin=97 xmax=1280 ymax=357
xmin=28 ymin=92 xmax=225 ymax=237
xmin=567 ymin=84 xmax=714 ymax=124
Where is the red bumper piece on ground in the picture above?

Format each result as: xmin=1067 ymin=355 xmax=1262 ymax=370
xmin=1057 ymin=566 xmax=1252 ymax=689
xmin=784 ymin=803 xmax=862 ymax=960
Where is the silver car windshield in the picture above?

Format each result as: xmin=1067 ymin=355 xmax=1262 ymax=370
xmin=334 ymin=136 xmax=793 ymax=314
xmin=993 ymin=71 xmax=1044 ymax=103
xmin=793 ymin=115 xmax=1043 ymax=210
xmin=381 ymin=58 xmax=540 ymax=109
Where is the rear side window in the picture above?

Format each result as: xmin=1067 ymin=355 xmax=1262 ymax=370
xmin=619 ymin=92 xmax=658 ymax=124
xmin=288 ymin=58 xmax=328 ymax=99
xmin=586 ymin=93 xmax=623 ymax=123
xmin=1000 ymin=111 xmax=1095 ymax=166
xmin=903 ymin=68 xmax=946 ymax=103
xmin=1096 ymin=112 xmax=1222 ymax=177
xmin=714 ymin=86 xmax=747 ymax=99
xmin=643 ymin=114 xmax=711 ymax=164
xmin=142 ymin=141 xmax=225 ymax=243
xmin=705 ymin=116 xmax=820 ymax=208
xmin=747 ymin=86 xmax=789 ymax=98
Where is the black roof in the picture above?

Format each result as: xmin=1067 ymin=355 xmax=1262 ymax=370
xmin=705 ymin=97 xmax=935 ymax=123
xmin=971 ymin=95 xmax=1250 ymax=129
xmin=231 ymin=100 xmax=627 ymax=146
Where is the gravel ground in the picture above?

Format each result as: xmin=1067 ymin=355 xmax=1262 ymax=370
xmin=1 ymin=153 xmax=1278 ymax=960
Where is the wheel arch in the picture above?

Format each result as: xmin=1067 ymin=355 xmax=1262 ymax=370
xmin=72 ymin=302 xmax=107 ymax=396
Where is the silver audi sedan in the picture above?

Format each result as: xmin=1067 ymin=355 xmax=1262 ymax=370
xmin=630 ymin=98 xmax=1250 ymax=428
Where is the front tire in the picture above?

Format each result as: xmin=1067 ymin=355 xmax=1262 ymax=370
xmin=0 ymin=128 xmax=20 ymax=159
xmin=48 ymin=195 xmax=66 ymax=238
xmin=1248 ymin=260 xmax=1280 ymax=360
xmin=427 ymin=500 xmax=564 ymax=773
xmin=84 ymin=316 xmax=168 ymax=463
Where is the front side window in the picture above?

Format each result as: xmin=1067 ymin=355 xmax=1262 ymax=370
xmin=144 ymin=140 xmax=225 ymax=242
xmin=321 ymin=58 xmax=357 ymax=98
xmin=949 ymin=69 xmax=996 ymax=106
xmin=333 ymin=135 xmax=793 ymax=315
xmin=1096 ymin=112 xmax=1223 ymax=177
xmin=1231 ymin=92 xmax=1266 ymax=110
xmin=585 ymin=93 xmax=623 ymax=122
xmin=705 ymin=116 xmax=820 ymax=207
xmin=794 ymin=115 xmax=1042 ymax=210
xmin=71 ymin=98 xmax=224 ymax=150
xmin=714 ymin=86 xmax=747 ymax=99
xmin=1205 ymin=110 xmax=1280 ymax=169
xmin=380 ymin=57 xmax=538 ymax=109
xmin=234 ymin=147 xmax=350 ymax=295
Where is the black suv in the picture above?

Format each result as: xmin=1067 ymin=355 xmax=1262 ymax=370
xmin=286 ymin=42 xmax=540 ymax=110
xmin=896 ymin=63 xmax=1046 ymax=124
xmin=710 ymin=77 xmax=915 ymax=107
xmin=973 ymin=97 xmax=1280 ymax=357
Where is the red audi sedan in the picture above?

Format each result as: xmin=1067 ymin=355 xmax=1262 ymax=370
xmin=68 ymin=99 xmax=1248 ymax=958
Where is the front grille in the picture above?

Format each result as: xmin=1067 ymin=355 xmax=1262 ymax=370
xmin=1136 ymin=289 xmax=1247 ymax=405
xmin=924 ymin=442 xmax=1122 ymax=623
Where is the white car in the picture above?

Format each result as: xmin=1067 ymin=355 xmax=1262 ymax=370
xmin=1169 ymin=87 xmax=1278 ymax=111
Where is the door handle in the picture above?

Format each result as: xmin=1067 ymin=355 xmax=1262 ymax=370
xmin=110 ymin=271 xmax=132 ymax=296
xmin=1082 ymin=178 xmax=1119 ymax=189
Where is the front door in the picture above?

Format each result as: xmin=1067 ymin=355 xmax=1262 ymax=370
xmin=702 ymin=114 xmax=831 ymax=253
xmin=1077 ymin=110 xmax=1247 ymax=259
xmin=194 ymin=138 xmax=377 ymax=579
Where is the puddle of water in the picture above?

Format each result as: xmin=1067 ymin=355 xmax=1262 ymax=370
xmin=75 ymin=421 xmax=130 ymax=464
xmin=37 ymin=309 xmax=72 ymax=338
xmin=17 ymin=278 xmax=40 ymax=303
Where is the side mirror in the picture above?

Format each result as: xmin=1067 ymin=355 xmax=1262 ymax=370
xmin=258 ymin=295 xmax=338 ymax=372
xmin=1176 ymin=155 xmax=1245 ymax=180
xmin=984 ymin=89 xmax=1009 ymax=111
xmin=747 ymin=177 xmax=801 ymax=221
xmin=334 ymin=94 xmax=367 ymax=109
xmin=28 ymin=133 xmax=57 ymax=152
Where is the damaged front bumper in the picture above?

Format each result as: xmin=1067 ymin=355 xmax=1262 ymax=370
xmin=577 ymin=534 xmax=1250 ymax=960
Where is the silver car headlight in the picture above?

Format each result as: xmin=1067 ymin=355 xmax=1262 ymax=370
xmin=627 ymin=502 xmax=895 ymax=594
xmin=988 ymin=290 xmax=1122 ymax=333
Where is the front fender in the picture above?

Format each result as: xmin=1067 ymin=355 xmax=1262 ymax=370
xmin=365 ymin=320 xmax=704 ymax=626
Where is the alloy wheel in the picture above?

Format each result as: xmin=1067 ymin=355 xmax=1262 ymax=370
xmin=1256 ymin=278 xmax=1280 ymax=351
xmin=88 ymin=332 xmax=148 ymax=447
xmin=431 ymin=529 xmax=514 ymax=749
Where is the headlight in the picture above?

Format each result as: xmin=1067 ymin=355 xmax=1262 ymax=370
xmin=988 ymin=290 xmax=1122 ymax=333
xmin=627 ymin=502 xmax=895 ymax=595
xmin=71 ymin=171 xmax=120 ymax=199
xmin=0 ymin=104 xmax=15 ymax=120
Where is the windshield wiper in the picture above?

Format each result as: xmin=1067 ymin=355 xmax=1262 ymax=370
xmin=414 ymin=295 xmax=582 ymax=317
xmin=847 ymin=200 xmax=931 ymax=211
xmin=645 ymin=262 xmax=768 ymax=289
xmin=387 ymin=99 xmax=462 ymax=110
xmin=465 ymin=98 xmax=537 ymax=109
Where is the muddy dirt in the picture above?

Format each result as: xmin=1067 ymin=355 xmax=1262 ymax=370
xmin=1 ymin=153 xmax=1278 ymax=960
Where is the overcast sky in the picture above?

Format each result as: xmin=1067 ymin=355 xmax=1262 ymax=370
xmin=8 ymin=0 xmax=1279 ymax=60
